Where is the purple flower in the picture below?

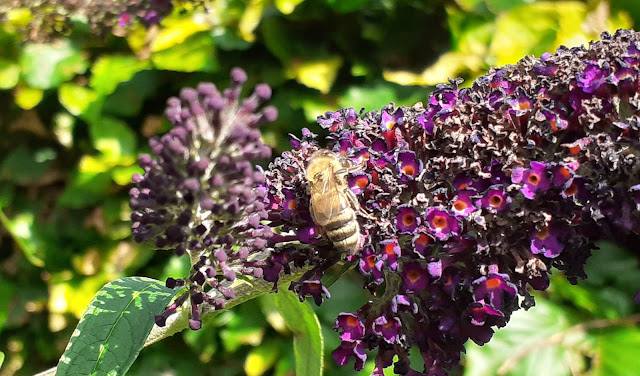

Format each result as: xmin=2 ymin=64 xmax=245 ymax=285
xmin=401 ymin=262 xmax=430 ymax=292
xmin=531 ymin=226 xmax=564 ymax=258
xmin=478 ymin=186 xmax=510 ymax=212
xmin=373 ymin=315 xmax=402 ymax=343
xmin=380 ymin=239 xmax=401 ymax=270
xmin=332 ymin=341 xmax=367 ymax=371
xmin=511 ymin=161 xmax=551 ymax=199
xmin=425 ymin=208 xmax=460 ymax=240
xmin=451 ymin=190 xmax=478 ymax=217
xmin=473 ymin=273 xmax=517 ymax=310
xmin=397 ymin=151 xmax=422 ymax=181
xmin=396 ymin=205 xmax=420 ymax=233
xmin=335 ymin=313 xmax=365 ymax=341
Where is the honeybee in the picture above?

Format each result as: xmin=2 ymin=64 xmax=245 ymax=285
xmin=306 ymin=149 xmax=375 ymax=256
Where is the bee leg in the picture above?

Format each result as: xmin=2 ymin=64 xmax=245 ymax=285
xmin=343 ymin=187 xmax=377 ymax=221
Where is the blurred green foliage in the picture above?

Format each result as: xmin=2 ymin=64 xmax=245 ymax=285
xmin=0 ymin=1 xmax=638 ymax=375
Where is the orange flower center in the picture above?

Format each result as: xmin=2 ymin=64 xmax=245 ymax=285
xmin=564 ymin=182 xmax=577 ymax=196
xmin=536 ymin=227 xmax=549 ymax=240
xmin=287 ymin=199 xmax=297 ymax=210
xmin=453 ymin=200 xmax=467 ymax=211
xmin=528 ymin=174 xmax=540 ymax=185
xmin=486 ymin=278 xmax=501 ymax=289
xmin=346 ymin=315 xmax=358 ymax=327
xmin=407 ymin=269 xmax=421 ymax=283
xmin=489 ymin=195 xmax=503 ymax=206
xmin=432 ymin=215 xmax=447 ymax=229
xmin=402 ymin=165 xmax=415 ymax=176
xmin=402 ymin=213 xmax=415 ymax=227
xmin=384 ymin=243 xmax=396 ymax=256
xmin=356 ymin=177 xmax=368 ymax=188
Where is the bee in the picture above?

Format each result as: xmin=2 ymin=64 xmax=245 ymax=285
xmin=305 ymin=149 xmax=375 ymax=256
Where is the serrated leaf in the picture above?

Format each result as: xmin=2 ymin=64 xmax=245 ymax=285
xmin=90 ymin=55 xmax=150 ymax=96
xmin=465 ymin=299 xmax=577 ymax=376
xmin=273 ymin=288 xmax=323 ymax=376
xmin=151 ymin=32 xmax=218 ymax=72
xmin=55 ymin=277 xmax=180 ymax=376
xmin=20 ymin=41 xmax=87 ymax=89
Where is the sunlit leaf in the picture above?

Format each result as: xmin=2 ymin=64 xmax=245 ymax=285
xmin=20 ymin=41 xmax=87 ymax=89
xmin=244 ymin=339 xmax=280 ymax=376
xmin=151 ymin=16 xmax=210 ymax=52
xmin=0 ymin=59 xmax=19 ymax=89
xmin=90 ymin=55 xmax=151 ymax=96
xmin=238 ymin=0 xmax=266 ymax=43
xmin=55 ymin=277 xmax=180 ymax=376
xmin=0 ymin=210 xmax=45 ymax=267
xmin=274 ymin=0 xmax=305 ymax=15
xmin=14 ymin=86 xmax=43 ymax=110
xmin=274 ymin=288 xmax=323 ymax=376
xmin=288 ymin=56 xmax=342 ymax=94
xmin=151 ymin=32 xmax=218 ymax=72
xmin=89 ymin=117 xmax=137 ymax=160
xmin=58 ymin=83 xmax=99 ymax=116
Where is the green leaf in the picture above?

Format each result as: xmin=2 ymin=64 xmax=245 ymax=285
xmin=0 ymin=208 xmax=50 ymax=267
xmin=89 ymin=117 xmax=137 ymax=160
xmin=58 ymin=157 xmax=113 ymax=208
xmin=0 ymin=275 xmax=15 ymax=333
xmin=325 ymin=0 xmax=370 ymax=13
xmin=288 ymin=56 xmax=342 ymax=94
xmin=102 ymin=70 xmax=159 ymax=117
xmin=465 ymin=299 xmax=577 ymax=376
xmin=55 ymin=277 xmax=180 ymax=376
xmin=0 ymin=146 xmax=54 ymax=184
xmin=14 ymin=86 xmax=43 ymax=110
xmin=244 ymin=339 xmax=280 ymax=376
xmin=20 ymin=41 xmax=87 ymax=89
xmin=0 ymin=59 xmax=19 ymax=89
xmin=0 ymin=351 xmax=4 ymax=369
xmin=273 ymin=288 xmax=323 ymax=376
xmin=274 ymin=0 xmax=305 ymax=15
xmin=90 ymin=55 xmax=151 ymax=96
xmin=151 ymin=32 xmax=218 ymax=72
xmin=593 ymin=327 xmax=640 ymax=376
xmin=58 ymin=83 xmax=99 ymax=116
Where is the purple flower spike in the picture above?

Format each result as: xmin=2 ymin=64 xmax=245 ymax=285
xmin=451 ymin=190 xmax=478 ymax=217
xmin=373 ymin=315 xmax=401 ymax=344
xmin=396 ymin=205 xmax=420 ymax=233
xmin=425 ymin=208 xmax=460 ymax=240
xmin=397 ymin=151 xmax=422 ymax=181
xmin=473 ymin=273 xmax=517 ymax=310
xmin=401 ymin=262 xmax=429 ymax=292
xmin=335 ymin=313 xmax=365 ymax=341
xmin=531 ymin=226 xmax=564 ymax=258
xmin=576 ymin=61 xmax=609 ymax=93
xmin=511 ymin=161 xmax=551 ymax=199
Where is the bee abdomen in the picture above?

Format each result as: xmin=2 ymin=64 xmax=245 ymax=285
xmin=325 ymin=210 xmax=360 ymax=253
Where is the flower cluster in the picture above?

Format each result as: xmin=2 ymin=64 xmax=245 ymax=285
xmin=130 ymin=68 xmax=277 ymax=330
xmin=263 ymin=29 xmax=640 ymax=374
xmin=3 ymin=0 xmax=183 ymax=40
